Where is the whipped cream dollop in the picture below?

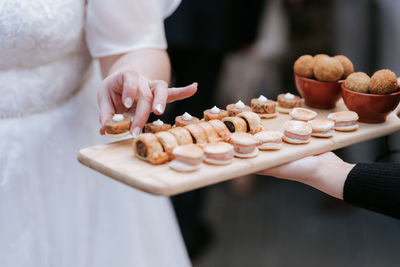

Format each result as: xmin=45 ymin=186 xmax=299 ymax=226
xmin=152 ymin=119 xmax=164 ymax=126
xmin=210 ymin=106 xmax=220 ymax=114
xmin=182 ymin=112 xmax=193 ymax=121
xmin=284 ymin=93 xmax=295 ymax=100
xmin=235 ymin=100 xmax=245 ymax=109
xmin=112 ymin=114 xmax=124 ymax=122
xmin=258 ymin=95 xmax=268 ymax=103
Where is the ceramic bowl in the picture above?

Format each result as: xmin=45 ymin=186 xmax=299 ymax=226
xmin=341 ymin=83 xmax=400 ymax=123
xmin=294 ymin=73 xmax=342 ymax=109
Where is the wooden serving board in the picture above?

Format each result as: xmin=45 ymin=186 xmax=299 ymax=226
xmin=78 ymin=100 xmax=400 ymax=196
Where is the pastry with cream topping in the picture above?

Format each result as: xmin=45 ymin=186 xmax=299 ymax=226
xmin=144 ymin=119 xmax=172 ymax=133
xmin=222 ymin=116 xmax=247 ymax=133
xmin=132 ymin=133 xmax=169 ymax=164
xmin=251 ymin=95 xmax=278 ymax=119
xmin=237 ymin=111 xmax=264 ymax=134
xmin=169 ymin=144 xmax=204 ymax=172
xmin=203 ymin=142 xmax=234 ymax=165
xmin=276 ymin=93 xmax=301 ymax=114
xmin=203 ymin=106 xmax=229 ymax=121
xmin=230 ymin=132 xmax=259 ymax=158
xmin=175 ymin=112 xmax=200 ymax=127
xmin=282 ymin=120 xmax=312 ymax=144
xmin=226 ymin=100 xmax=251 ymax=116
xmin=105 ymin=114 xmax=131 ymax=138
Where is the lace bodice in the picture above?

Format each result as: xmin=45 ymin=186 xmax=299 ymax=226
xmin=0 ymin=0 xmax=91 ymax=117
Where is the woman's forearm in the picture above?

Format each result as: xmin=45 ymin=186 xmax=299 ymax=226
xmin=99 ymin=48 xmax=171 ymax=81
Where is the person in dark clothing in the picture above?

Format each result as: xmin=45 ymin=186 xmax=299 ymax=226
xmin=259 ymin=152 xmax=400 ymax=219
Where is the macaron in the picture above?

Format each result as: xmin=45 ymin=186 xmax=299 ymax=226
xmin=230 ymin=132 xmax=259 ymax=158
xmin=327 ymin=111 xmax=359 ymax=132
xmin=169 ymin=144 xmax=204 ymax=172
xmin=308 ymin=119 xmax=335 ymax=138
xmin=254 ymin=131 xmax=283 ymax=150
xmin=203 ymin=142 xmax=234 ymax=165
xmin=290 ymin=108 xmax=317 ymax=122
xmin=283 ymin=120 xmax=312 ymax=144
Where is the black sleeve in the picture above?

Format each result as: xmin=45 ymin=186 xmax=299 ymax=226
xmin=343 ymin=163 xmax=400 ymax=219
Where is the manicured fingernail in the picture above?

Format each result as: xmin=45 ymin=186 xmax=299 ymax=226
xmin=156 ymin=104 xmax=163 ymax=113
xmin=192 ymin=82 xmax=198 ymax=87
xmin=132 ymin=127 xmax=141 ymax=138
xmin=124 ymin=97 xmax=133 ymax=108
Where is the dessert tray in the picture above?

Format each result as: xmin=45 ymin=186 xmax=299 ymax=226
xmin=78 ymin=100 xmax=400 ymax=196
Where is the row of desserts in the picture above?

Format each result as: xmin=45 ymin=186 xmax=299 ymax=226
xmin=103 ymin=92 xmax=302 ymax=138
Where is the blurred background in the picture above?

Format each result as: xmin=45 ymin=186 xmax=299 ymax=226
xmin=152 ymin=0 xmax=400 ymax=266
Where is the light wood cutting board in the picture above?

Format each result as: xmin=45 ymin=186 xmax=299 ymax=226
xmin=78 ymin=100 xmax=400 ymax=196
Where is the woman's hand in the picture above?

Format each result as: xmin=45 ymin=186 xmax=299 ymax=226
xmin=98 ymin=70 xmax=197 ymax=136
xmin=258 ymin=152 xmax=355 ymax=199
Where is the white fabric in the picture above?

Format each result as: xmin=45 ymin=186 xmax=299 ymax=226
xmin=86 ymin=0 xmax=181 ymax=57
xmin=0 ymin=0 xmax=190 ymax=267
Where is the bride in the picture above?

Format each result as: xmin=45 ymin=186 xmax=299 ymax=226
xmin=0 ymin=0 xmax=196 ymax=266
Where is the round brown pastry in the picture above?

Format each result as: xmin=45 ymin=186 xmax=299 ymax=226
xmin=155 ymin=131 xmax=179 ymax=159
xmin=168 ymin=127 xmax=193 ymax=145
xmin=313 ymin=56 xmax=344 ymax=82
xmin=203 ymin=106 xmax=229 ymax=121
xmin=175 ymin=112 xmax=200 ymax=127
xmin=250 ymin=95 xmax=277 ymax=119
xmin=198 ymin=122 xmax=221 ymax=143
xmin=105 ymin=114 xmax=131 ymax=138
xmin=132 ymin=133 xmax=169 ymax=165
xmin=169 ymin=144 xmax=204 ymax=172
xmin=334 ymin=55 xmax=354 ymax=79
xmin=184 ymin=124 xmax=208 ymax=145
xmin=344 ymin=72 xmax=370 ymax=93
xmin=226 ymin=100 xmax=251 ymax=116
xmin=314 ymin=54 xmax=329 ymax=61
xmin=144 ymin=119 xmax=172 ymax=133
xmin=276 ymin=93 xmax=301 ymax=113
xmin=369 ymin=69 xmax=398 ymax=95
xmin=293 ymin=55 xmax=315 ymax=78
xmin=237 ymin=111 xmax=264 ymax=134
xmin=207 ymin=119 xmax=232 ymax=142
xmin=221 ymin=116 xmax=247 ymax=133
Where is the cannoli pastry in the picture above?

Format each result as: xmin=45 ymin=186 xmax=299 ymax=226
xmin=169 ymin=144 xmax=204 ymax=172
xmin=132 ymin=133 xmax=169 ymax=164
xmin=222 ymin=116 xmax=247 ymax=133
xmin=105 ymin=114 xmax=131 ymax=138
xmin=203 ymin=106 xmax=229 ymax=121
xmin=226 ymin=100 xmax=251 ymax=116
xmin=198 ymin=122 xmax=221 ymax=143
xmin=251 ymin=95 xmax=278 ymax=119
xmin=237 ymin=111 xmax=264 ymax=134
xmin=155 ymin=131 xmax=179 ymax=159
xmin=175 ymin=112 xmax=200 ymax=127
xmin=144 ymin=119 xmax=172 ymax=133
xmin=184 ymin=124 xmax=208 ymax=145
xmin=168 ymin=127 xmax=193 ymax=145
xmin=207 ymin=120 xmax=232 ymax=142
xmin=277 ymin=93 xmax=301 ymax=114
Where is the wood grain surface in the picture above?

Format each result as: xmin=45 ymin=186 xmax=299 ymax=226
xmin=78 ymin=100 xmax=400 ymax=196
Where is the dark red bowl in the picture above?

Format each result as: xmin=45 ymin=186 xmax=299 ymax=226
xmin=294 ymin=73 xmax=342 ymax=109
xmin=341 ymin=83 xmax=400 ymax=123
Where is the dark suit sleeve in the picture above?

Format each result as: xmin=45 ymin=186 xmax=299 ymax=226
xmin=343 ymin=163 xmax=400 ymax=219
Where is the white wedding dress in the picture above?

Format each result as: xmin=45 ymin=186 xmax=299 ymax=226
xmin=0 ymin=1 xmax=190 ymax=267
